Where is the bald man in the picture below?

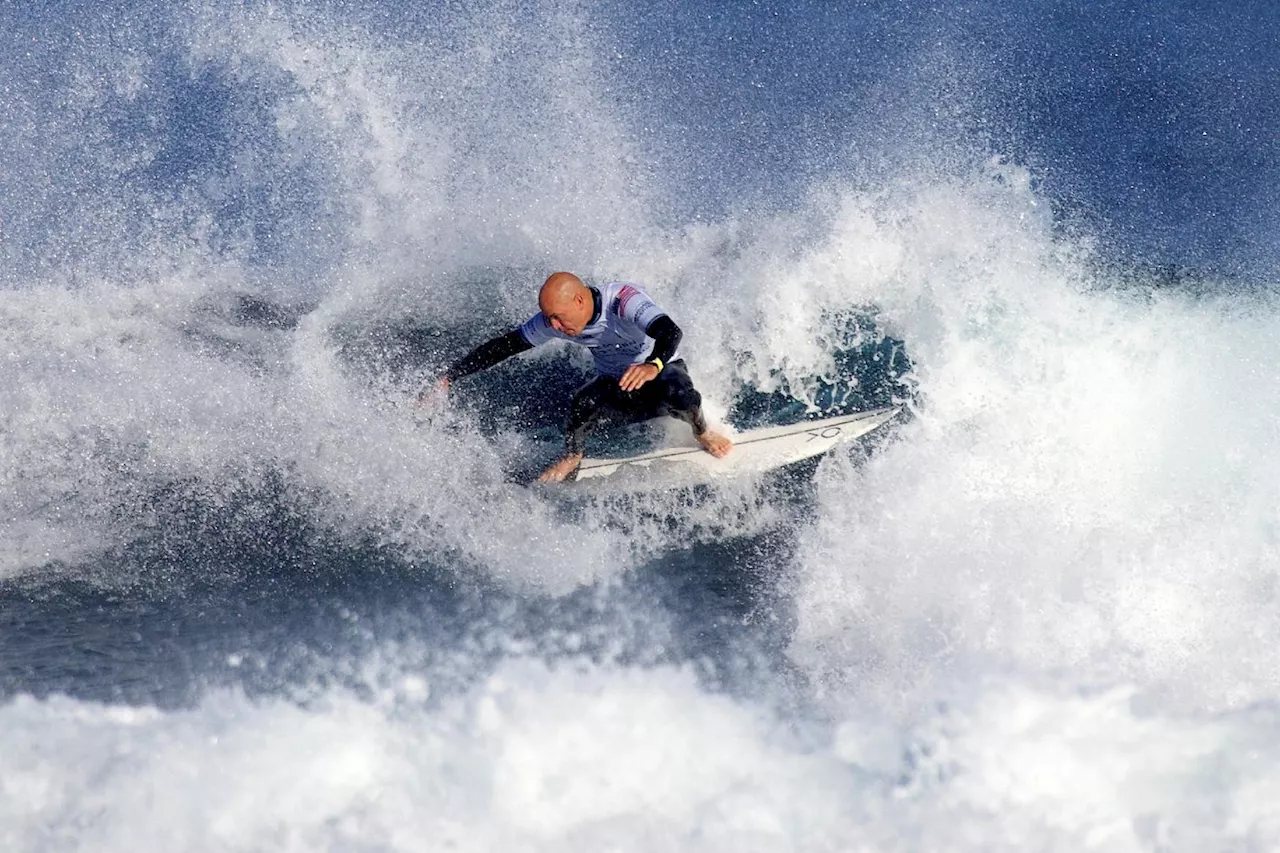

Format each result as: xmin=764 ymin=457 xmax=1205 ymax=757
xmin=427 ymin=272 xmax=732 ymax=482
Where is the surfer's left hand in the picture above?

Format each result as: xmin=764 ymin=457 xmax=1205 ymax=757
xmin=618 ymin=363 xmax=659 ymax=392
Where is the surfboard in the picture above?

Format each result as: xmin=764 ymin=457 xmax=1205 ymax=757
xmin=573 ymin=405 xmax=903 ymax=482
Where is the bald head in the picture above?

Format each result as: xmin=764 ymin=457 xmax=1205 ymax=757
xmin=538 ymin=271 xmax=593 ymax=336
xmin=539 ymin=271 xmax=587 ymax=308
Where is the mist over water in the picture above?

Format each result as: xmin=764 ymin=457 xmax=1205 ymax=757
xmin=4 ymin=1 xmax=1280 ymax=850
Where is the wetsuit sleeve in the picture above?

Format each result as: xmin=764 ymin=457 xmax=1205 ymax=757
xmin=645 ymin=315 xmax=682 ymax=366
xmin=443 ymin=329 xmax=533 ymax=381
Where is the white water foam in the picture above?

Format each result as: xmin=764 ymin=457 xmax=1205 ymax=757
xmin=754 ymin=170 xmax=1280 ymax=716
xmin=2 ymin=661 xmax=1278 ymax=852
xmin=5 ymin=0 xmax=1278 ymax=690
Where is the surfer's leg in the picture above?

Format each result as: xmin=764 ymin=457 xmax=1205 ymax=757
xmin=653 ymin=360 xmax=733 ymax=457
xmin=651 ymin=359 xmax=708 ymax=433
xmin=565 ymin=376 xmax=622 ymax=455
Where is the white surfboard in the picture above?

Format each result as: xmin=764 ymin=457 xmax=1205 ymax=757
xmin=573 ymin=405 xmax=902 ymax=482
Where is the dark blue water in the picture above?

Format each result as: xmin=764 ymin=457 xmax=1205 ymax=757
xmin=595 ymin=0 xmax=1280 ymax=277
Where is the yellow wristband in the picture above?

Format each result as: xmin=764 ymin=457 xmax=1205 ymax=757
xmin=647 ymin=357 xmax=664 ymax=372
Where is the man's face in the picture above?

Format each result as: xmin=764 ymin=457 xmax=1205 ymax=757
xmin=541 ymin=291 xmax=591 ymax=336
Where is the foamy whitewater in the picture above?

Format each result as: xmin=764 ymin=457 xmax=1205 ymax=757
xmin=4 ymin=1 xmax=1280 ymax=851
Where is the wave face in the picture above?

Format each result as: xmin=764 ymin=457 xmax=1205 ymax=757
xmin=4 ymin=1 xmax=1280 ymax=850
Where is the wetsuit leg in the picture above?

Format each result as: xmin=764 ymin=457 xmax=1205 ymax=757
xmin=649 ymin=359 xmax=709 ymax=435
xmin=565 ymin=375 xmax=622 ymax=455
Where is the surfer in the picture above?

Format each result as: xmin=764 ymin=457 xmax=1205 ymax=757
xmin=424 ymin=271 xmax=733 ymax=482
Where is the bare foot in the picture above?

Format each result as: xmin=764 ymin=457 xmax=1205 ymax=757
xmin=696 ymin=429 xmax=733 ymax=458
xmin=538 ymin=453 xmax=584 ymax=483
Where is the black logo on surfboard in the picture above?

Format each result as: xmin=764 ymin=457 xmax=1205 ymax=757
xmin=805 ymin=426 xmax=843 ymax=441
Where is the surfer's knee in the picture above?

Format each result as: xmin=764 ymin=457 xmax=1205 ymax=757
xmin=667 ymin=381 xmax=701 ymax=414
xmin=570 ymin=379 xmax=612 ymax=420
xmin=659 ymin=365 xmax=700 ymax=410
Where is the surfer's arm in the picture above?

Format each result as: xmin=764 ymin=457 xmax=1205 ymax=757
xmin=618 ymin=315 xmax=682 ymax=392
xmin=645 ymin=315 xmax=682 ymax=368
xmin=442 ymin=329 xmax=533 ymax=384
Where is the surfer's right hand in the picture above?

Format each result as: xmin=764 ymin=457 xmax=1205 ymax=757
xmin=416 ymin=377 xmax=451 ymax=406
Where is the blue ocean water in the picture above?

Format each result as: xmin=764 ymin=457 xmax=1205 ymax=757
xmin=4 ymin=2 xmax=1280 ymax=850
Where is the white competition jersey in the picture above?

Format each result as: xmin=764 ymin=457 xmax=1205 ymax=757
xmin=518 ymin=281 xmax=678 ymax=378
